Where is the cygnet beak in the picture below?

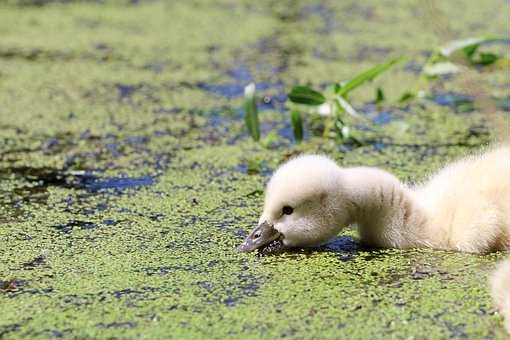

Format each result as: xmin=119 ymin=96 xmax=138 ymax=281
xmin=237 ymin=221 xmax=281 ymax=253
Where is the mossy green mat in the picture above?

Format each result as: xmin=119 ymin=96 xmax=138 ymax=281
xmin=0 ymin=0 xmax=509 ymax=338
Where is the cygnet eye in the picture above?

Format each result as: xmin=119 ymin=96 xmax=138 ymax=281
xmin=254 ymin=231 xmax=261 ymax=238
xmin=282 ymin=205 xmax=294 ymax=215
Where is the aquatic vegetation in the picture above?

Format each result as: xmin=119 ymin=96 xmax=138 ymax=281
xmin=242 ymin=58 xmax=403 ymax=143
xmin=1 ymin=1 xmax=510 ymax=338
xmin=429 ymin=37 xmax=509 ymax=73
xmin=243 ymin=83 xmax=260 ymax=142
xmin=290 ymin=110 xmax=303 ymax=142
xmin=243 ymin=36 xmax=509 ymax=144
xmin=401 ymin=37 xmax=510 ymax=103
xmin=287 ymin=57 xmax=403 ymax=142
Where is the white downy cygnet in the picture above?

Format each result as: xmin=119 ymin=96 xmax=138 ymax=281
xmin=491 ymin=259 xmax=510 ymax=333
xmin=238 ymin=146 xmax=510 ymax=333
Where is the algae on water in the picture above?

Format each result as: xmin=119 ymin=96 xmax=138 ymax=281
xmin=0 ymin=0 xmax=509 ymax=338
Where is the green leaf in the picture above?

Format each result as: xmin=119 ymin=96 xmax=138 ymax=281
xmin=439 ymin=37 xmax=488 ymax=57
xmin=288 ymin=86 xmax=326 ymax=105
xmin=438 ymin=36 xmax=506 ymax=57
xmin=290 ymin=110 xmax=304 ymax=143
xmin=243 ymin=83 xmax=260 ymax=141
xmin=337 ymin=57 xmax=403 ymax=97
xmin=476 ymin=52 xmax=500 ymax=65
xmin=462 ymin=43 xmax=480 ymax=60
xmin=375 ymin=87 xmax=385 ymax=104
xmin=399 ymin=91 xmax=415 ymax=103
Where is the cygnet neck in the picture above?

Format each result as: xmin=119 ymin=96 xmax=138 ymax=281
xmin=340 ymin=167 xmax=430 ymax=249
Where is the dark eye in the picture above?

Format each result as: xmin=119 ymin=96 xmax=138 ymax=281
xmin=282 ymin=206 xmax=293 ymax=215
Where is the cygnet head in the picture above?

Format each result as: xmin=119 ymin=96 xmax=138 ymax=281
xmin=238 ymin=155 xmax=352 ymax=254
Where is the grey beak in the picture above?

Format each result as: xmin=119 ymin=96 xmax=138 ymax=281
xmin=237 ymin=221 xmax=280 ymax=253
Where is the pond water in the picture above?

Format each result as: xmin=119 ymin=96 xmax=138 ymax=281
xmin=0 ymin=0 xmax=509 ymax=338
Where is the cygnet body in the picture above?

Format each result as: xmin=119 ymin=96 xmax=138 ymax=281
xmin=238 ymin=145 xmax=510 ymax=332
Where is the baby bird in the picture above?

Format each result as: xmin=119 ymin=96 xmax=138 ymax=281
xmin=491 ymin=260 xmax=510 ymax=333
xmin=238 ymin=145 xmax=510 ymax=332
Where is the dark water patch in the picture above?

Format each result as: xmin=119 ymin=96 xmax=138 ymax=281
xmin=206 ymin=213 xmax=248 ymax=232
xmin=60 ymin=287 xmax=160 ymax=309
xmin=235 ymin=228 xmax=248 ymax=239
xmin=431 ymin=92 xmax=474 ymax=112
xmin=359 ymin=104 xmax=398 ymax=126
xmin=223 ymin=273 xmax=259 ymax=307
xmin=0 ymin=47 xmax=72 ymax=61
xmin=301 ymin=4 xmax=340 ymax=34
xmin=313 ymin=45 xmax=340 ymax=61
xmin=52 ymin=220 xmax=97 ymax=233
xmin=124 ymin=135 xmax=149 ymax=145
xmin=41 ymin=137 xmax=64 ymax=155
xmin=277 ymin=121 xmax=303 ymax=143
xmin=411 ymin=268 xmax=433 ymax=280
xmin=234 ymin=161 xmax=272 ymax=177
xmin=81 ymin=175 xmax=154 ymax=192
xmin=61 ymin=193 xmax=110 ymax=216
xmin=227 ymin=65 xmax=253 ymax=83
xmin=337 ymin=143 xmax=356 ymax=153
xmin=371 ymin=142 xmax=386 ymax=152
xmin=0 ymin=46 xmax=119 ymax=62
xmin=0 ymin=166 xmax=75 ymax=208
xmin=404 ymin=60 xmax=423 ymax=74
xmin=147 ymin=212 xmax=164 ymax=221
xmin=197 ymin=81 xmax=278 ymax=100
xmin=102 ymin=219 xmax=119 ymax=226
xmin=355 ymin=46 xmax=392 ymax=61
xmin=105 ymin=142 xmax=122 ymax=158
xmin=60 ymin=294 xmax=95 ymax=308
xmin=320 ymin=236 xmax=360 ymax=252
xmin=140 ymin=264 xmax=199 ymax=276
xmin=318 ymin=236 xmax=360 ymax=261
xmin=38 ymin=329 xmax=69 ymax=338
xmin=197 ymin=271 xmax=260 ymax=307
xmin=10 ymin=0 xmax=95 ymax=6
xmin=258 ymin=91 xmax=287 ymax=112
xmin=251 ymin=36 xmax=277 ymax=54
xmin=5 ymin=286 xmax=53 ymax=298
xmin=22 ymin=254 xmax=48 ymax=269
xmin=8 ymin=185 xmax=50 ymax=206
xmin=109 ymin=82 xmax=160 ymax=104
xmin=198 ymin=60 xmax=285 ymax=100
xmin=0 ymin=323 xmax=22 ymax=338
xmin=0 ymin=166 xmax=74 ymax=188
xmin=0 ymin=166 xmax=155 ymax=204
xmin=112 ymin=287 xmax=159 ymax=300
xmin=196 ymin=82 xmax=244 ymax=99
xmin=498 ymin=96 xmax=510 ymax=111
xmin=143 ymin=62 xmax=165 ymax=74
xmin=343 ymin=3 xmax=375 ymax=20
xmin=361 ymin=250 xmax=393 ymax=262
xmin=116 ymin=83 xmax=142 ymax=100
xmin=445 ymin=321 xmax=468 ymax=339
xmin=96 ymin=322 xmax=137 ymax=329
xmin=372 ymin=111 xmax=394 ymax=125
xmin=153 ymin=106 xmax=183 ymax=115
